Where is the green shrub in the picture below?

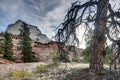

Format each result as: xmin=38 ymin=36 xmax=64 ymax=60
xmin=59 ymin=52 xmax=70 ymax=62
xmin=82 ymin=46 xmax=111 ymax=64
xmin=82 ymin=53 xmax=91 ymax=63
xmin=50 ymin=51 xmax=61 ymax=66
xmin=82 ymin=46 xmax=91 ymax=63
xmin=0 ymin=41 xmax=3 ymax=54
xmin=0 ymin=76 xmax=5 ymax=80
xmin=12 ymin=70 xmax=34 ymax=79
xmin=104 ymin=46 xmax=111 ymax=64
xmin=72 ymin=57 xmax=80 ymax=63
xmin=52 ymin=55 xmax=60 ymax=66
xmin=104 ymin=54 xmax=110 ymax=64
xmin=50 ymin=50 xmax=70 ymax=64
xmin=36 ymin=65 xmax=49 ymax=73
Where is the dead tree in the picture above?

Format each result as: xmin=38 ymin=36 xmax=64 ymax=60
xmin=55 ymin=0 xmax=120 ymax=74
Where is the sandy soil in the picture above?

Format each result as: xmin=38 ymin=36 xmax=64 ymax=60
xmin=0 ymin=62 xmax=109 ymax=76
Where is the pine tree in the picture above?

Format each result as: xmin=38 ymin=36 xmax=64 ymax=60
xmin=0 ymin=37 xmax=4 ymax=54
xmin=20 ymin=22 xmax=37 ymax=62
xmin=3 ymin=32 xmax=15 ymax=61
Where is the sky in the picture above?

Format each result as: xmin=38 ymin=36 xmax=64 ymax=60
xmin=0 ymin=0 xmax=119 ymax=48
xmin=0 ymin=0 xmax=80 ymax=37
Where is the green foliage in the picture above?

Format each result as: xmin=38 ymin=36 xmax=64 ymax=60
xmin=72 ymin=57 xmax=80 ymax=63
xmin=0 ymin=46 xmax=3 ymax=54
xmin=36 ymin=65 xmax=49 ymax=73
xmin=82 ymin=46 xmax=91 ymax=63
xmin=12 ymin=70 xmax=34 ymax=79
xmin=59 ymin=50 xmax=70 ymax=62
xmin=50 ymin=51 xmax=59 ymax=57
xmin=3 ymin=32 xmax=15 ymax=61
xmin=50 ymin=51 xmax=60 ymax=66
xmin=0 ymin=38 xmax=4 ymax=54
xmin=19 ymin=23 xmax=37 ymax=62
xmin=50 ymin=51 xmax=70 ymax=66
xmin=83 ymin=28 xmax=93 ymax=63
xmin=104 ymin=54 xmax=110 ymax=64
xmin=82 ymin=46 xmax=111 ymax=64
xmin=105 ymin=46 xmax=111 ymax=55
xmin=53 ymin=55 xmax=61 ymax=66
xmin=104 ymin=46 xmax=111 ymax=64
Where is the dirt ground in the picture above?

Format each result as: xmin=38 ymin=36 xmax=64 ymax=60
xmin=0 ymin=62 xmax=119 ymax=80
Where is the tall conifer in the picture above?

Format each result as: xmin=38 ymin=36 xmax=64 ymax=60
xmin=20 ymin=23 xmax=37 ymax=62
xmin=3 ymin=32 xmax=14 ymax=61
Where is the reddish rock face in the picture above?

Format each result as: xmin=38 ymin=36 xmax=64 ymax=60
xmin=12 ymin=39 xmax=82 ymax=62
xmin=0 ymin=33 xmax=83 ymax=63
xmin=12 ymin=39 xmax=59 ymax=62
xmin=0 ymin=58 xmax=15 ymax=64
xmin=34 ymin=41 xmax=58 ymax=50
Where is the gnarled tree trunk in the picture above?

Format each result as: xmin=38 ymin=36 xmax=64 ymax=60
xmin=90 ymin=0 xmax=109 ymax=73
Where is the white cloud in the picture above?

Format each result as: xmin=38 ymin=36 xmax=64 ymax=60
xmin=36 ymin=0 xmax=77 ymax=37
xmin=0 ymin=0 xmax=81 ymax=37
xmin=0 ymin=0 xmax=120 ymax=48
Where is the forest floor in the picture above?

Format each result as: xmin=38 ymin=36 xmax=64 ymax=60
xmin=0 ymin=62 xmax=119 ymax=80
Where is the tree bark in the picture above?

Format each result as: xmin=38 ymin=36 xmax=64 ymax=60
xmin=90 ymin=0 xmax=109 ymax=74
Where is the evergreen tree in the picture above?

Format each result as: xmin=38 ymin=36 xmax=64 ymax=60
xmin=20 ymin=22 xmax=37 ymax=62
xmin=0 ymin=38 xmax=4 ymax=54
xmin=3 ymin=32 xmax=15 ymax=61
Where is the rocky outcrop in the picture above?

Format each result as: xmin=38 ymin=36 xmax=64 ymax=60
xmin=6 ymin=20 xmax=50 ymax=43
xmin=0 ymin=58 xmax=14 ymax=64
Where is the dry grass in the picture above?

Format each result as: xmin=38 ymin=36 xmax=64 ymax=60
xmin=0 ymin=62 xmax=117 ymax=80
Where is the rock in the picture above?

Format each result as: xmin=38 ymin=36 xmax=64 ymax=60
xmin=0 ymin=58 xmax=15 ymax=64
xmin=6 ymin=20 xmax=50 ymax=43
